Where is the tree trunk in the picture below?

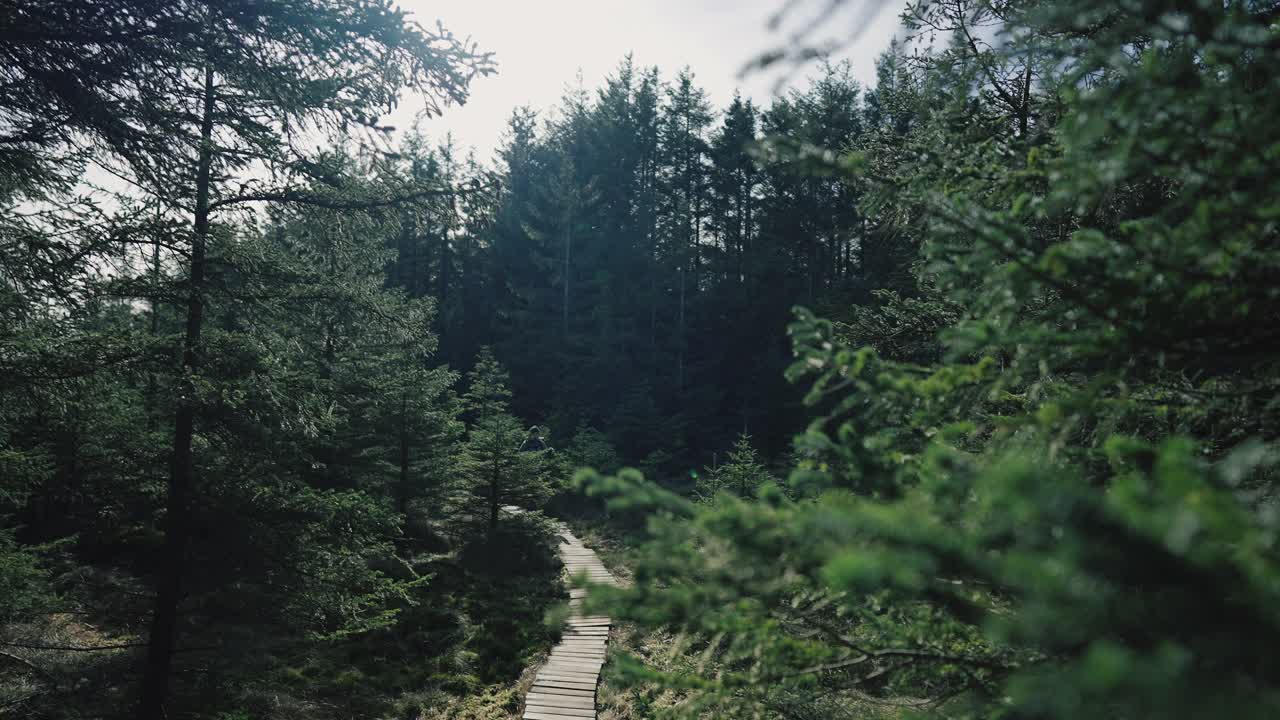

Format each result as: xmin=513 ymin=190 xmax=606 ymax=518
xmin=488 ymin=458 xmax=500 ymax=533
xmin=139 ymin=63 xmax=215 ymax=720
xmin=562 ymin=225 xmax=571 ymax=338
xmin=398 ymin=398 xmax=411 ymax=516
xmin=677 ymin=266 xmax=685 ymax=390
xmin=147 ymin=229 xmax=161 ymax=431
xmin=1019 ymin=60 xmax=1033 ymax=138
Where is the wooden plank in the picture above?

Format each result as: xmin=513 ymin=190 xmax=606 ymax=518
xmin=524 ymin=707 xmax=593 ymax=717
xmin=550 ymin=648 xmax=604 ymax=661
xmin=535 ymin=671 xmax=599 ymax=682
xmin=528 ymin=693 xmax=595 ymax=709
xmin=525 ymin=698 xmax=595 ymax=711
xmin=530 ymin=680 xmax=597 ymax=693
xmin=532 ymin=681 xmax=597 ymax=694
xmin=527 ymin=694 xmax=595 ymax=709
xmin=536 ymin=672 xmax=600 ymax=683
xmin=549 ymin=655 xmax=605 ymax=664
xmin=542 ymin=661 xmax=604 ymax=673
xmin=534 ymin=677 xmax=598 ymax=689
xmin=533 ymin=676 xmax=598 ymax=688
xmin=550 ymin=648 xmax=606 ymax=657
xmin=545 ymin=654 xmax=605 ymax=664
xmin=551 ymin=643 xmax=607 ymax=652
xmin=551 ymin=649 xmax=605 ymax=658
xmin=551 ymin=646 xmax=606 ymax=654
xmin=543 ymin=658 xmax=604 ymax=667
xmin=540 ymin=668 xmax=603 ymax=679
xmin=525 ymin=704 xmax=595 ymax=718
xmin=525 ymin=700 xmax=595 ymax=715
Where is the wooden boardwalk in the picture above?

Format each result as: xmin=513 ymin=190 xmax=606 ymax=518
xmin=523 ymin=525 xmax=618 ymax=720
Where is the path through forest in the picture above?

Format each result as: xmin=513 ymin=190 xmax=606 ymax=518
xmin=522 ymin=522 xmax=619 ymax=720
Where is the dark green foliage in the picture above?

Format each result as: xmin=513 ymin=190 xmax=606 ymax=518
xmin=0 ymin=529 xmax=55 ymax=624
xmin=697 ymin=434 xmax=774 ymax=500
xmin=0 ymin=1 xmax=542 ymax=717
xmin=574 ymin=1 xmax=1280 ymax=718
xmin=461 ymin=349 xmax=557 ymax=532
xmin=467 ymin=57 xmax=885 ymax=466
xmin=563 ymin=425 xmax=623 ymax=477
xmin=456 ymin=511 xmax=566 ymax=682
xmin=6 ymin=0 xmax=1279 ymax=717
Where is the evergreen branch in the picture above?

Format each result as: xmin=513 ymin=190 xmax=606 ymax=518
xmin=207 ymin=181 xmax=495 ymax=213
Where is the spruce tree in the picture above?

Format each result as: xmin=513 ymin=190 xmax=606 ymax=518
xmin=697 ymin=434 xmax=773 ymax=500
xmin=462 ymin=349 xmax=553 ymax=533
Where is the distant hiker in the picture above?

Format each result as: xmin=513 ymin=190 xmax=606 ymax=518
xmin=519 ymin=425 xmax=548 ymax=452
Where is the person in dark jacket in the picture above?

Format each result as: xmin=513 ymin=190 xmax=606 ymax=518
xmin=519 ymin=425 xmax=547 ymax=452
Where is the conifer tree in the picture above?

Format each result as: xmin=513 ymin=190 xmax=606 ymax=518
xmin=462 ymin=349 xmax=553 ymax=533
xmin=697 ymin=434 xmax=773 ymax=500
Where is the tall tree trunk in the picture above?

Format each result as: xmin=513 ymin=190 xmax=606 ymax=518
xmin=677 ymin=266 xmax=685 ymax=390
xmin=146 ymin=227 xmax=162 ymax=431
xmin=139 ymin=63 xmax=215 ymax=720
xmin=649 ymin=273 xmax=657 ymax=351
xmin=437 ymin=230 xmax=452 ymax=358
xmin=807 ymin=243 xmax=815 ymax=303
xmin=398 ymin=398 xmax=411 ymax=516
xmin=562 ymin=225 xmax=571 ymax=338
xmin=1019 ymin=60 xmax=1033 ymax=138
xmin=692 ymin=193 xmax=702 ymax=292
xmin=736 ymin=180 xmax=746 ymax=299
xmin=488 ymin=458 xmax=500 ymax=533
xmin=743 ymin=179 xmax=753 ymax=281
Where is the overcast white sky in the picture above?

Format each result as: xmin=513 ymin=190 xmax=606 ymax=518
xmin=394 ymin=0 xmax=908 ymax=158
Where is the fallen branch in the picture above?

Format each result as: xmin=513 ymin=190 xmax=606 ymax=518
xmin=0 ymin=650 xmax=55 ymax=680
xmin=1 ymin=641 xmax=144 ymax=652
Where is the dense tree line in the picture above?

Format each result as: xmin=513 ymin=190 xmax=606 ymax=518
xmin=392 ymin=56 xmax=903 ymax=475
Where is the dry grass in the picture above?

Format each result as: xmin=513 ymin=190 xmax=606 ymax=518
xmin=0 ymin=612 xmax=138 ymax=716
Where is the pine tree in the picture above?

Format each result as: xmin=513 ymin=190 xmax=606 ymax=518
xmin=697 ymin=434 xmax=772 ymax=500
xmin=462 ymin=349 xmax=553 ymax=533
xmin=659 ymin=68 xmax=714 ymax=392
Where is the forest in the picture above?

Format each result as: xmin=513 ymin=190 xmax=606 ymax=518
xmin=2 ymin=0 xmax=1278 ymax=718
